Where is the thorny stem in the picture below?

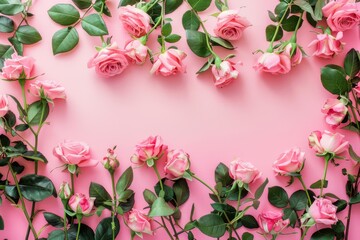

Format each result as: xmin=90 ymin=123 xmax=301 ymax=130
xmin=297 ymin=175 xmax=312 ymax=205
xmin=320 ymin=158 xmax=330 ymax=197
xmin=110 ymin=172 xmax=118 ymax=240
xmin=168 ymin=216 xmax=179 ymax=240
xmin=161 ymin=217 xmax=175 ymax=240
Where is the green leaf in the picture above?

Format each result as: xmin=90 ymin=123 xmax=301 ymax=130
xmin=310 ymin=179 xmax=328 ymax=189
xmin=283 ymin=208 xmax=297 ymax=227
xmin=95 ymin=217 xmax=120 ymax=240
xmin=89 ymin=182 xmax=112 ymax=208
xmin=143 ymin=189 xmax=157 ymax=205
xmin=255 ymin=178 xmax=269 ymax=199
xmin=268 ymin=186 xmax=289 ymax=208
xmin=321 ymin=65 xmax=350 ymax=95
xmin=0 ymin=0 xmax=24 ymax=15
xmin=289 ymin=190 xmax=308 ymax=210
xmin=282 ymin=15 xmax=303 ymax=32
xmin=186 ymin=30 xmax=211 ymax=57
xmin=165 ymin=34 xmax=181 ymax=43
xmin=274 ymin=2 xmax=289 ymax=19
xmin=196 ymin=214 xmax=226 ymax=238
xmin=310 ymin=228 xmax=335 ymax=240
xmin=0 ymin=44 xmax=14 ymax=59
xmin=8 ymin=37 xmax=23 ymax=55
xmin=22 ymin=151 xmax=48 ymax=163
xmin=15 ymin=25 xmax=42 ymax=45
xmin=266 ymin=24 xmax=283 ymax=41
xmin=344 ymin=48 xmax=360 ymax=78
xmin=19 ymin=174 xmax=56 ymax=202
xmin=43 ymin=212 xmax=64 ymax=228
xmin=165 ymin=0 xmax=183 ymax=14
xmin=241 ymin=215 xmax=259 ymax=229
xmin=350 ymin=194 xmax=360 ymax=204
xmin=48 ymin=4 xmax=80 ymax=26
xmin=334 ymin=199 xmax=347 ymax=212
xmin=72 ymin=0 xmax=92 ymax=9
xmin=118 ymin=193 xmax=134 ymax=213
xmin=52 ymin=27 xmax=79 ymax=55
xmin=210 ymin=36 xmax=234 ymax=50
xmin=116 ymin=166 xmax=133 ymax=195
xmin=182 ymin=10 xmax=200 ymax=30
xmin=242 ymin=232 xmax=254 ymax=240
xmin=0 ymin=215 xmax=3 ymax=230
xmin=93 ymin=0 xmax=111 ymax=17
xmin=0 ymin=134 xmax=10 ymax=147
xmin=15 ymin=123 xmax=29 ymax=132
xmin=119 ymin=0 xmax=139 ymax=7
xmin=154 ymin=181 xmax=174 ymax=202
xmin=0 ymin=16 xmax=14 ymax=32
xmin=294 ymin=0 xmax=319 ymax=20
xmin=118 ymin=189 xmax=134 ymax=202
xmin=215 ymin=162 xmax=233 ymax=186
xmin=48 ymin=230 xmax=65 ymax=240
xmin=2 ymin=110 xmax=16 ymax=128
xmin=188 ymin=0 xmax=211 ymax=12
xmin=68 ymin=223 xmax=95 ymax=240
xmin=314 ymin=0 xmax=325 ymax=21
xmin=161 ymin=22 xmax=172 ymax=37
xmin=196 ymin=57 xmax=214 ymax=74
xmin=11 ymin=161 xmax=24 ymax=174
xmin=27 ymin=100 xmax=49 ymax=126
xmin=349 ymin=145 xmax=360 ymax=162
xmin=173 ymin=178 xmax=190 ymax=206
xmin=268 ymin=11 xmax=277 ymax=22
xmin=4 ymin=185 xmax=19 ymax=203
xmin=149 ymin=197 xmax=174 ymax=217
xmin=81 ymin=14 xmax=108 ymax=36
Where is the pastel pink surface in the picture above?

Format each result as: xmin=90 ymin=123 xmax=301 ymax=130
xmin=0 ymin=0 xmax=359 ymax=240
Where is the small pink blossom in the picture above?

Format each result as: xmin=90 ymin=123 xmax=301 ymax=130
xmin=29 ymin=80 xmax=66 ymax=100
xmin=119 ymin=5 xmax=151 ymax=37
xmin=284 ymin=43 xmax=303 ymax=66
xmin=164 ymin=149 xmax=190 ymax=179
xmin=253 ymin=52 xmax=291 ymax=74
xmin=321 ymin=98 xmax=348 ymax=127
xmin=0 ymin=94 xmax=9 ymax=117
xmin=308 ymin=31 xmax=344 ymax=59
xmin=273 ymin=148 xmax=305 ymax=176
xmin=150 ymin=49 xmax=187 ymax=76
xmin=124 ymin=39 xmax=148 ymax=65
xmin=308 ymin=130 xmax=349 ymax=156
xmin=229 ymin=158 xmax=261 ymax=184
xmin=2 ymin=53 xmax=35 ymax=80
xmin=309 ymin=198 xmax=338 ymax=225
xmin=258 ymin=211 xmax=289 ymax=235
xmin=131 ymin=136 xmax=167 ymax=167
xmin=214 ymin=10 xmax=251 ymax=41
xmin=211 ymin=60 xmax=239 ymax=88
xmin=69 ymin=193 xmax=95 ymax=215
xmin=125 ymin=209 xmax=154 ymax=235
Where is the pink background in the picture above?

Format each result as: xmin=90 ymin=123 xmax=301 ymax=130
xmin=1 ymin=0 xmax=359 ymax=239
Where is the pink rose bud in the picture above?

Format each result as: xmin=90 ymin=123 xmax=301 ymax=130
xmin=119 ymin=5 xmax=151 ymax=37
xmin=87 ymin=42 xmax=129 ymax=78
xmin=322 ymin=0 xmax=360 ymax=32
xmin=354 ymin=82 xmax=360 ymax=97
xmin=321 ymin=98 xmax=348 ymax=127
xmin=125 ymin=209 xmax=154 ymax=235
xmin=68 ymin=193 xmax=95 ymax=215
xmin=2 ymin=53 xmax=35 ymax=80
xmin=308 ymin=198 xmax=338 ymax=225
xmin=229 ymin=158 xmax=261 ymax=184
xmin=211 ymin=60 xmax=239 ymax=88
xmin=308 ymin=31 xmax=344 ymax=59
xmin=253 ymin=52 xmax=291 ymax=74
xmin=164 ymin=149 xmax=190 ymax=179
xmin=131 ymin=136 xmax=167 ymax=167
xmin=150 ymin=49 xmax=187 ymax=76
xmin=308 ymin=130 xmax=349 ymax=156
xmin=59 ymin=182 xmax=71 ymax=200
xmin=214 ymin=9 xmax=251 ymax=41
xmin=273 ymin=148 xmax=305 ymax=176
xmin=29 ymin=80 xmax=66 ymax=100
xmin=0 ymin=94 xmax=9 ymax=117
xmin=284 ymin=43 xmax=303 ymax=66
xmin=53 ymin=140 xmax=98 ymax=168
xmin=258 ymin=211 xmax=289 ymax=235
xmin=124 ymin=39 xmax=148 ymax=64
xmin=101 ymin=148 xmax=120 ymax=172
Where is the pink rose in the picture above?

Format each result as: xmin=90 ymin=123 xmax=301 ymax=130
xmin=119 ymin=5 xmax=151 ymax=37
xmin=284 ymin=43 xmax=303 ymax=66
xmin=2 ymin=53 xmax=35 ymax=80
xmin=101 ymin=148 xmax=119 ymax=171
xmin=164 ymin=149 xmax=190 ymax=179
xmin=258 ymin=211 xmax=289 ymax=234
xmin=150 ymin=49 xmax=187 ymax=76
xmin=53 ymin=140 xmax=98 ymax=167
xmin=309 ymin=198 xmax=338 ymax=225
xmin=0 ymin=94 xmax=9 ymax=117
xmin=308 ymin=31 xmax=344 ymax=58
xmin=29 ymin=80 xmax=66 ymax=100
xmin=124 ymin=39 xmax=148 ymax=65
xmin=253 ymin=52 xmax=291 ymax=74
xmin=321 ymin=98 xmax=348 ymax=127
xmin=68 ymin=193 xmax=95 ymax=215
xmin=125 ymin=209 xmax=154 ymax=235
xmin=214 ymin=10 xmax=251 ymax=41
xmin=354 ymin=82 xmax=360 ymax=97
xmin=308 ymin=130 xmax=349 ymax=156
xmin=229 ymin=159 xmax=261 ymax=184
xmin=211 ymin=60 xmax=239 ymax=88
xmin=323 ymin=0 xmax=360 ymax=32
xmin=131 ymin=136 xmax=167 ymax=166
xmin=273 ymin=148 xmax=305 ymax=176
xmin=58 ymin=182 xmax=71 ymax=200
xmin=87 ymin=43 xmax=129 ymax=78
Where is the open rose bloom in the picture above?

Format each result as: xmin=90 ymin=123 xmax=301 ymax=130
xmin=308 ymin=198 xmax=338 ymax=225
xmin=212 ymin=60 xmax=239 ymax=88
xmin=87 ymin=42 xmax=129 ymax=77
xmin=322 ymin=0 xmax=360 ymax=32
xmin=321 ymin=98 xmax=348 ymax=127
xmin=124 ymin=39 xmax=148 ymax=65
xmin=258 ymin=211 xmax=289 ymax=235
xmin=0 ymin=94 xmax=9 ymax=117
xmin=164 ymin=149 xmax=190 ymax=179
xmin=308 ymin=130 xmax=349 ymax=156
xmin=284 ymin=43 xmax=303 ymax=66
xmin=229 ymin=158 xmax=261 ymax=184
xmin=119 ymin=5 xmax=151 ymax=37
xmin=214 ymin=10 xmax=251 ymax=41
xmin=273 ymin=147 xmax=305 ymax=176
xmin=150 ymin=49 xmax=187 ymax=76
xmin=131 ymin=135 xmax=167 ymax=167
xmin=308 ymin=31 xmax=344 ymax=58
xmin=126 ymin=209 xmax=154 ymax=235
xmin=253 ymin=52 xmax=291 ymax=74
xmin=29 ymin=80 xmax=66 ymax=100
xmin=2 ymin=53 xmax=35 ymax=80
xmin=68 ymin=193 xmax=95 ymax=215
